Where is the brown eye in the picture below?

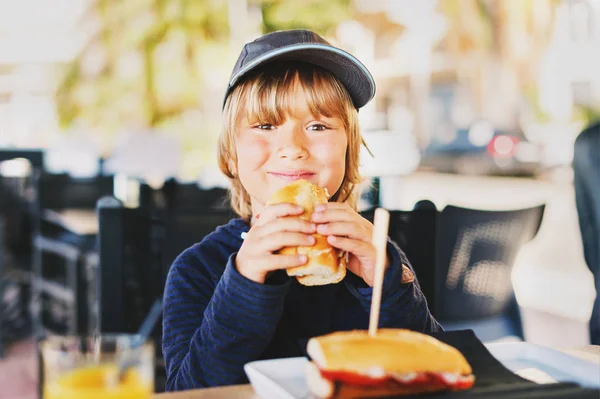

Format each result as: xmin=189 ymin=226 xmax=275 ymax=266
xmin=255 ymin=124 xmax=275 ymax=130
xmin=308 ymin=124 xmax=327 ymax=131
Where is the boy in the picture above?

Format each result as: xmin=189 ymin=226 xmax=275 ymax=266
xmin=162 ymin=29 xmax=441 ymax=391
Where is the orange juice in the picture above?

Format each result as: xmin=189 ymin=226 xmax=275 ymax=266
xmin=45 ymin=365 xmax=152 ymax=399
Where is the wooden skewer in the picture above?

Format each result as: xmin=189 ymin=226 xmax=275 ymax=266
xmin=368 ymin=208 xmax=390 ymax=337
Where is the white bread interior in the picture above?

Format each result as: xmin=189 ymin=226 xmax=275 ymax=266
xmin=295 ymin=254 xmax=346 ymax=286
xmin=306 ymin=358 xmax=455 ymax=399
xmin=306 ymin=329 xmax=473 ymax=376
xmin=267 ymin=179 xmax=346 ymax=286
xmin=306 ymin=360 xmax=335 ymax=399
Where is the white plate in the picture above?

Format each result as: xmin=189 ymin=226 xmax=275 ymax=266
xmin=244 ymin=342 xmax=600 ymax=399
xmin=244 ymin=357 xmax=309 ymax=399
xmin=485 ymin=342 xmax=600 ymax=388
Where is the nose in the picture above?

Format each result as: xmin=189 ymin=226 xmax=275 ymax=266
xmin=277 ymin=127 xmax=308 ymax=160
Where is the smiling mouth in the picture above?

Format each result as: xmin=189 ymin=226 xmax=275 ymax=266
xmin=269 ymin=172 xmax=316 ymax=181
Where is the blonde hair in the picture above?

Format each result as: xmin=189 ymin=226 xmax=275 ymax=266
xmin=218 ymin=62 xmax=364 ymax=221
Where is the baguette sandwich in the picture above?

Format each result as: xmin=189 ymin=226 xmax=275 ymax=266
xmin=267 ymin=179 xmax=346 ymax=286
xmin=306 ymin=329 xmax=475 ymax=398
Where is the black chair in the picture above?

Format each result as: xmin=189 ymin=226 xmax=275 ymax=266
xmin=0 ymin=150 xmax=44 ymax=358
xmin=38 ymin=172 xmax=114 ymax=211
xmin=94 ymin=196 xmax=236 ymax=332
xmin=0 ymin=149 xmax=44 ymax=169
xmin=93 ymin=197 xmax=163 ymax=333
xmin=94 ymin=195 xmax=235 ymax=392
xmin=33 ymin=172 xmax=114 ymax=336
xmin=159 ymin=179 xmax=230 ymax=212
xmin=35 ymin=172 xmax=113 ymax=273
xmin=434 ymin=204 xmax=545 ymax=342
xmin=360 ymin=200 xmax=438 ymax=311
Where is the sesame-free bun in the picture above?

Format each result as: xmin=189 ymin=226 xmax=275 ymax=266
xmin=307 ymin=329 xmax=473 ymax=375
xmin=305 ymin=329 xmax=475 ymax=398
xmin=267 ymin=179 xmax=346 ymax=286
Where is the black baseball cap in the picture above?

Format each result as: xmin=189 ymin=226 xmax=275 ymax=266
xmin=223 ymin=29 xmax=376 ymax=110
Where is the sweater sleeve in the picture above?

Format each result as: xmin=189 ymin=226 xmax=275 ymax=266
xmin=162 ymin=249 xmax=291 ymax=390
xmin=344 ymin=239 xmax=442 ymax=333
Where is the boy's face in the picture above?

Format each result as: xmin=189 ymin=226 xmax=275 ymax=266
xmin=235 ymin=85 xmax=348 ymax=216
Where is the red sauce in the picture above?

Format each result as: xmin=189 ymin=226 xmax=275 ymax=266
xmin=452 ymin=377 xmax=475 ymax=390
xmin=320 ymin=370 xmax=388 ymax=386
xmin=319 ymin=370 xmax=474 ymax=390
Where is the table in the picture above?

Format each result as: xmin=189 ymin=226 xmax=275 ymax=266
xmin=153 ymin=345 xmax=600 ymax=399
xmin=154 ymin=385 xmax=257 ymax=399
xmin=43 ymin=209 xmax=99 ymax=236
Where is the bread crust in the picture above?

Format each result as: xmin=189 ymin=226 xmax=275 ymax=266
xmin=307 ymin=329 xmax=472 ymax=375
xmin=306 ymin=329 xmax=475 ymax=398
xmin=268 ymin=179 xmax=346 ymax=286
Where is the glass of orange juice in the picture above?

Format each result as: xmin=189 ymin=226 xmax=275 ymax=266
xmin=40 ymin=334 xmax=154 ymax=399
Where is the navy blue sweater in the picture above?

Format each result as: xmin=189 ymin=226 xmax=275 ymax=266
xmin=162 ymin=218 xmax=441 ymax=391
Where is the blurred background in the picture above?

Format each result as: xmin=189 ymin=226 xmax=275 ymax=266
xmin=1 ymin=0 xmax=599 ymax=397
xmin=1 ymin=0 xmax=599 ymax=177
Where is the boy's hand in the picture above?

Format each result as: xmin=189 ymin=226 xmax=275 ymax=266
xmin=236 ymin=203 xmax=316 ymax=284
xmin=311 ymin=203 xmax=389 ymax=287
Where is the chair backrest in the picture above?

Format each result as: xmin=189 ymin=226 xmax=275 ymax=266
xmin=160 ymin=208 xmax=237 ymax=278
xmin=0 ymin=149 xmax=44 ymax=169
xmin=95 ymin=196 xmax=235 ymax=333
xmin=0 ymin=150 xmax=44 ymax=261
xmin=95 ymin=196 xmax=235 ymax=392
xmin=159 ymin=179 xmax=230 ymax=213
xmin=95 ymin=197 xmax=165 ymax=334
xmin=434 ymin=204 xmax=545 ymax=325
xmin=360 ymin=201 xmax=438 ymax=311
xmin=39 ymin=173 xmax=114 ymax=210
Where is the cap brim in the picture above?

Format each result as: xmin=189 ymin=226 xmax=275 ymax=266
xmin=226 ymin=44 xmax=376 ymax=109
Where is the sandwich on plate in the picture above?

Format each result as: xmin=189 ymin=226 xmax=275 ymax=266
xmin=305 ymin=329 xmax=475 ymax=398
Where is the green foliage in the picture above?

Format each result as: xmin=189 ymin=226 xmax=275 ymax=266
xmin=523 ymin=84 xmax=600 ymax=126
xmin=439 ymin=0 xmax=495 ymax=52
xmin=256 ymin=0 xmax=351 ymax=35
xmin=574 ymin=105 xmax=600 ymax=127
xmin=523 ymin=85 xmax=553 ymax=124
xmin=56 ymin=0 xmax=230 ymax=131
xmin=56 ymin=0 xmax=352 ymax=134
xmin=54 ymin=0 xmax=354 ymax=177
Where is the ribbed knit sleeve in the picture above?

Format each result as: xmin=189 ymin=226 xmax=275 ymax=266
xmin=162 ymin=249 xmax=291 ymax=391
xmin=344 ymin=239 xmax=442 ymax=333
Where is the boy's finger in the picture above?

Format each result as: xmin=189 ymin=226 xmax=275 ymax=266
xmin=314 ymin=202 xmax=350 ymax=212
xmin=256 ymin=203 xmax=305 ymax=225
xmin=311 ymin=208 xmax=354 ymax=223
xmin=316 ymin=221 xmax=369 ymax=241
xmin=327 ymin=235 xmax=373 ymax=258
xmin=257 ymin=217 xmax=316 ymax=237
xmin=260 ymin=231 xmax=316 ymax=253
